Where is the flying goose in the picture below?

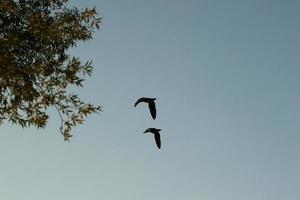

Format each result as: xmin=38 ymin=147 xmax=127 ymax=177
xmin=134 ymin=97 xmax=157 ymax=119
xmin=143 ymin=128 xmax=161 ymax=149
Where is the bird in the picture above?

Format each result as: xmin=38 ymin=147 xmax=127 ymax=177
xmin=134 ymin=97 xmax=157 ymax=119
xmin=143 ymin=128 xmax=161 ymax=149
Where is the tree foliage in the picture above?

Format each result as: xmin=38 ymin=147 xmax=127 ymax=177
xmin=0 ymin=0 xmax=102 ymax=141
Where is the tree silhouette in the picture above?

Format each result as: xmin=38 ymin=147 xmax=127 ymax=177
xmin=0 ymin=0 xmax=102 ymax=141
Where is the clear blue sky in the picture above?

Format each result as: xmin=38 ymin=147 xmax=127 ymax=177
xmin=1 ymin=0 xmax=300 ymax=199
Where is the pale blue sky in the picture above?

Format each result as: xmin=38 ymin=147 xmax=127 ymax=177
xmin=1 ymin=0 xmax=300 ymax=199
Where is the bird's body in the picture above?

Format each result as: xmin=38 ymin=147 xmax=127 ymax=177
xmin=134 ymin=97 xmax=157 ymax=119
xmin=144 ymin=128 xmax=161 ymax=149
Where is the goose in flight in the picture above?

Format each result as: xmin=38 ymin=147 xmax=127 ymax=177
xmin=144 ymin=128 xmax=161 ymax=149
xmin=134 ymin=97 xmax=157 ymax=119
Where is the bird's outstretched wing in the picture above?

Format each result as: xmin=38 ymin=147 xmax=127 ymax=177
xmin=134 ymin=98 xmax=146 ymax=107
xmin=148 ymin=101 xmax=156 ymax=119
xmin=154 ymin=133 xmax=161 ymax=149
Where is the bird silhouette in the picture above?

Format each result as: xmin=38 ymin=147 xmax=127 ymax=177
xmin=144 ymin=128 xmax=161 ymax=149
xmin=134 ymin=97 xmax=157 ymax=119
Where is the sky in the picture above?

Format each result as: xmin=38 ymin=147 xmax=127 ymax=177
xmin=1 ymin=0 xmax=300 ymax=199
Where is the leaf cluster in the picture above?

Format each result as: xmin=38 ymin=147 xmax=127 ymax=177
xmin=0 ymin=0 xmax=102 ymax=141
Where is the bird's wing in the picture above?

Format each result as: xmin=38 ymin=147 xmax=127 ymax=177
xmin=154 ymin=133 xmax=161 ymax=149
xmin=148 ymin=101 xmax=156 ymax=119
xmin=134 ymin=98 xmax=145 ymax=107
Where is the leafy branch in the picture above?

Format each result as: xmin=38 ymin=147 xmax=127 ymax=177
xmin=0 ymin=0 xmax=102 ymax=140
